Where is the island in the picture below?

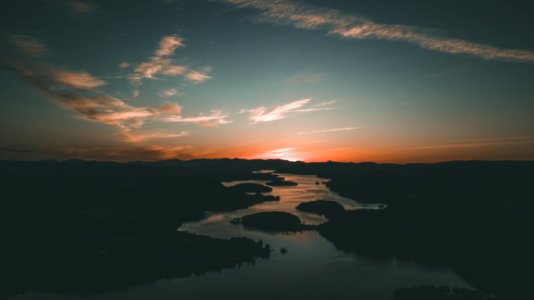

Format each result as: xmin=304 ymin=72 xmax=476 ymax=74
xmin=266 ymin=177 xmax=298 ymax=187
xmin=296 ymin=200 xmax=345 ymax=219
xmin=227 ymin=182 xmax=273 ymax=194
xmin=231 ymin=211 xmax=315 ymax=232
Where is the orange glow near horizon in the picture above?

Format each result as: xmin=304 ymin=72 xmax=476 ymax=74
xmin=5 ymin=133 xmax=533 ymax=163
xmin=198 ymin=136 xmax=534 ymax=163
xmin=2 ymin=1 xmax=534 ymax=164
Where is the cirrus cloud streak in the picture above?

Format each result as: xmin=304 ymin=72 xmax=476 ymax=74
xmin=129 ymin=35 xmax=212 ymax=85
xmin=240 ymin=98 xmax=335 ymax=124
xmin=221 ymin=0 xmax=534 ymax=63
xmin=297 ymin=126 xmax=362 ymax=135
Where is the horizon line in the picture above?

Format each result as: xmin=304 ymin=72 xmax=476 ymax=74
xmin=2 ymin=157 xmax=533 ymax=165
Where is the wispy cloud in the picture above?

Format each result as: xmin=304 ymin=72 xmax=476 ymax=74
xmin=297 ymin=126 xmax=361 ymax=135
xmin=5 ymin=64 xmax=153 ymax=130
xmin=46 ymin=71 xmax=226 ymax=130
xmin=12 ymin=63 xmax=229 ymax=134
xmin=294 ymin=107 xmax=335 ymax=113
xmin=185 ymin=70 xmax=212 ymax=83
xmin=157 ymin=102 xmax=182 ymax=114
xmin=263 ymin=147 xmax=294 ymax=156
xmin=129 ymin=35 xmax=211 ymax=85
xmin=315 ymin=100 xmax=336 ymax=107
xmin=221 ymin=0 xmax=534 ymax=63
xmin=131 ymin=59 xmax=188 ymax=83
xmin=164 ymin=110 xmax=232 ymax=126
xmin=242 ymin=98 xmax=309 ymax=123
xmin=122 ymin=130 xmax=190 ymax=143
xmin=12 ymin=66 xmax=173 ymax=130
xmin=3 ymin=35 xmax=230 ymax=144
xmin=159 ymin=88 xmax=181 ymax=97
xmin=259 ymin=147 xmax=293 ymax=158
xmin=241 ymin=98 xmax=335 ymax=123
xmin=155 ymin=35 xmax=185 ymax=57
xmin=48 ymin=68 xmax=106 ymax=89
xmin=8 ymin=35 xmax=47 ymax=56
xmin=67 ymin=1 xmax=97 ymax=13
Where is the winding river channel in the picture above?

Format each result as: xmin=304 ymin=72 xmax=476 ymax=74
xmin=12 ymin=173 xmax=472 ymax=300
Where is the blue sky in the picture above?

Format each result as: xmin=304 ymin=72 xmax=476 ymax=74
xmin=1 ymin=0 xmax=533 ymax=162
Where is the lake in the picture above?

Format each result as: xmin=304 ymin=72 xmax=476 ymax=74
xmin=12 ymin=173 xmax=472 ymax=300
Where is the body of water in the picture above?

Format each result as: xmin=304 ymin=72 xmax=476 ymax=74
xmin=13 ymin=173 xmax=471 ymax=300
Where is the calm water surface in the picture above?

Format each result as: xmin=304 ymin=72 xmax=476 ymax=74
xmin=13 ymin=173 xmax=471 ymax=300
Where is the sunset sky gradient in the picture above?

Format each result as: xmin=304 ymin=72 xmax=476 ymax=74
xmin=1 ymin=0 xmax=533 ymax=162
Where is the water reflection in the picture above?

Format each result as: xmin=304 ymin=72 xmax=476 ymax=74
xmin=12 ymin=172 xmax=472 ymax=300
xmin=184 ymin=173 xmax=379 ymax=234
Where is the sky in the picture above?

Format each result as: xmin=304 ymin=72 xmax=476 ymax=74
xmin=1 ymin=0 xmax=533 ymax=162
